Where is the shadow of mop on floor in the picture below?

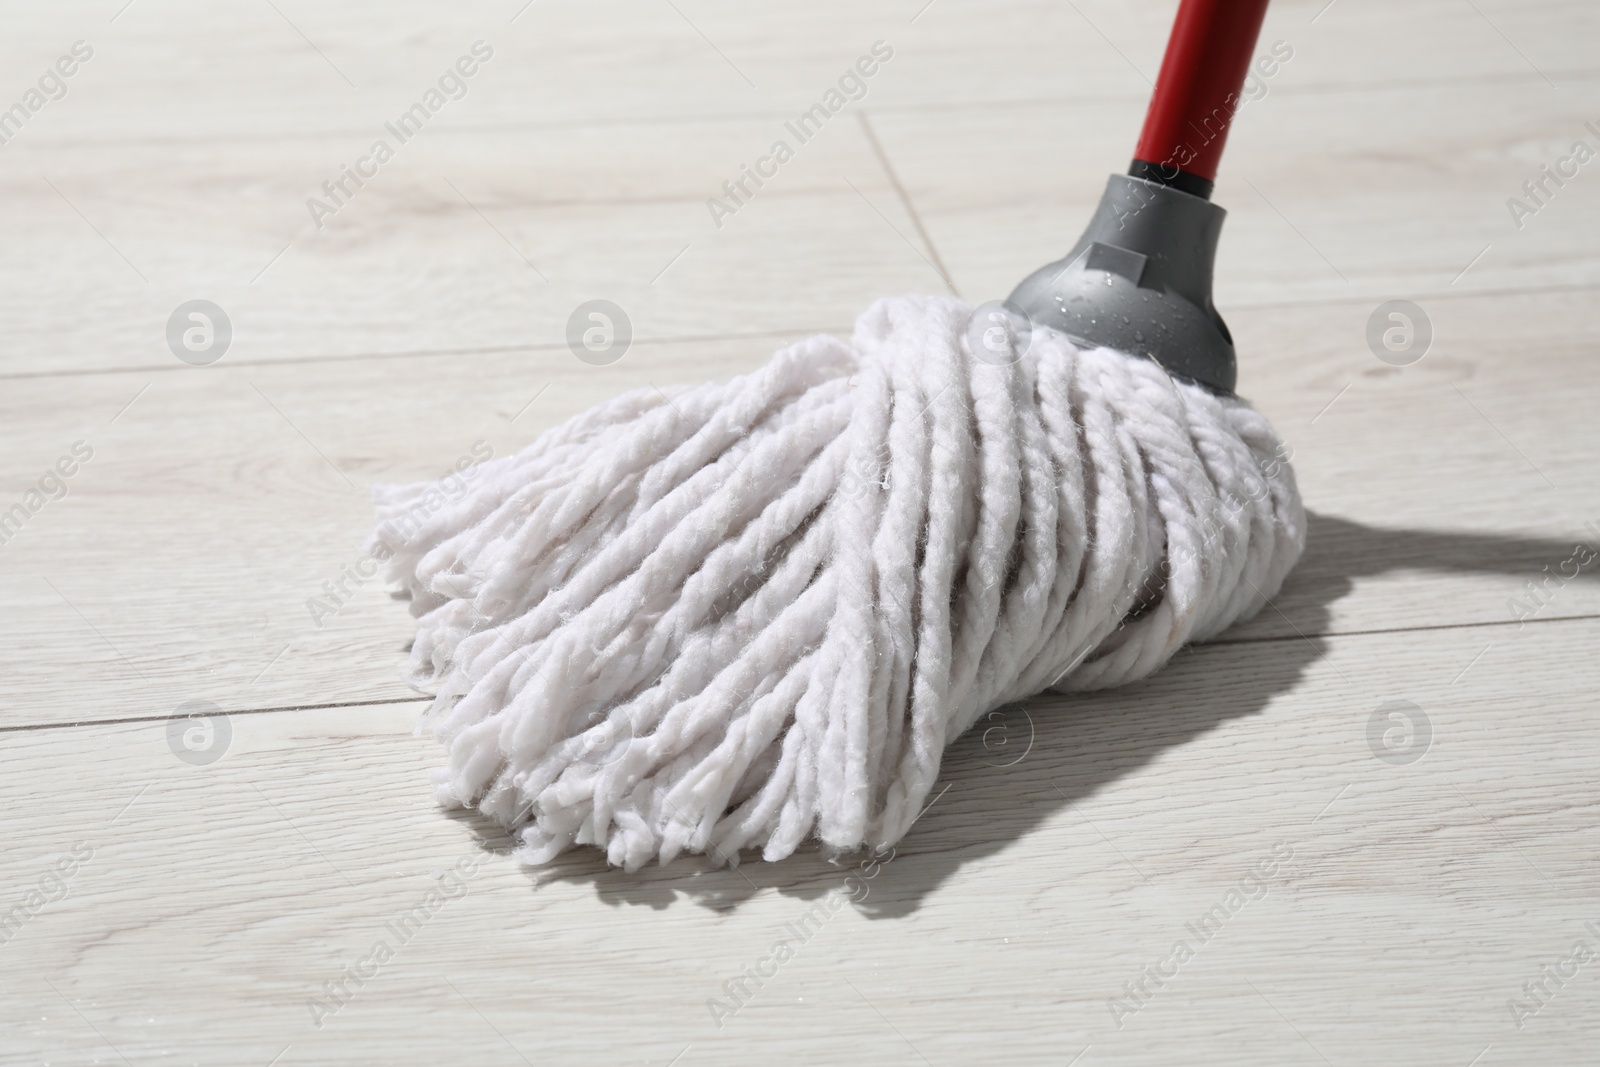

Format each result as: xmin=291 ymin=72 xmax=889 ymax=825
xmin=451 ymin=509 xmax=1600 ymax=918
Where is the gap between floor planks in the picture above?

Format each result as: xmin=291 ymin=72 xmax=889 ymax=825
xmin=3 ymin=278 xmax=1598 ymax=384
xmin=4 ymin=611 xmax=1590 ymax=737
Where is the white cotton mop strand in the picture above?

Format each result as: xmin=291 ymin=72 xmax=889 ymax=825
xmin=369 ymin=0 xmax=1304 ymax=871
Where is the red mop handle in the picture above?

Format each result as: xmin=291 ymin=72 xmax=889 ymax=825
xmin=1131 ymin=0 xmax=1271 ymax=196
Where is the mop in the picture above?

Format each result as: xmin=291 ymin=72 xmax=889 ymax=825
xmin=370 ymin=0 xmax=1304 ymax=870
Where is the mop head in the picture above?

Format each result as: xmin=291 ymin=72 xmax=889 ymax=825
xmin=371 ymin=294 xmax=1304 ymax=871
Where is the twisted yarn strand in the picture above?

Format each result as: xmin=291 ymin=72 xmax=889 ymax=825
xmin=371 ymin=294 xmax=1305 ymax=870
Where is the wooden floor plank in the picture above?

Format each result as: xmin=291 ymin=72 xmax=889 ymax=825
xmin=870 ymin=76 xmax=1600 ymax=311
xmin=2 ymin=285 xmax=1596 ymax=729
xmin=2 ymin=0 xmax=1588 ymax=142
xmin=2 ymin=618 xmax=1596 ymax=1065
xmin=0 ymin=15 xmax=1592 ymax=375
xmin=0 ymin=115 xmax=928 ymax=376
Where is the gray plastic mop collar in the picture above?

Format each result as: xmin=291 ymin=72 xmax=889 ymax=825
xmin=1007 ymin=173 xmax=1237 ymax=395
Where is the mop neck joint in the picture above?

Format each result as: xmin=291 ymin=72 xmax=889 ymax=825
xmin=1127 ymin=158 xmax=1214 ymax=201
